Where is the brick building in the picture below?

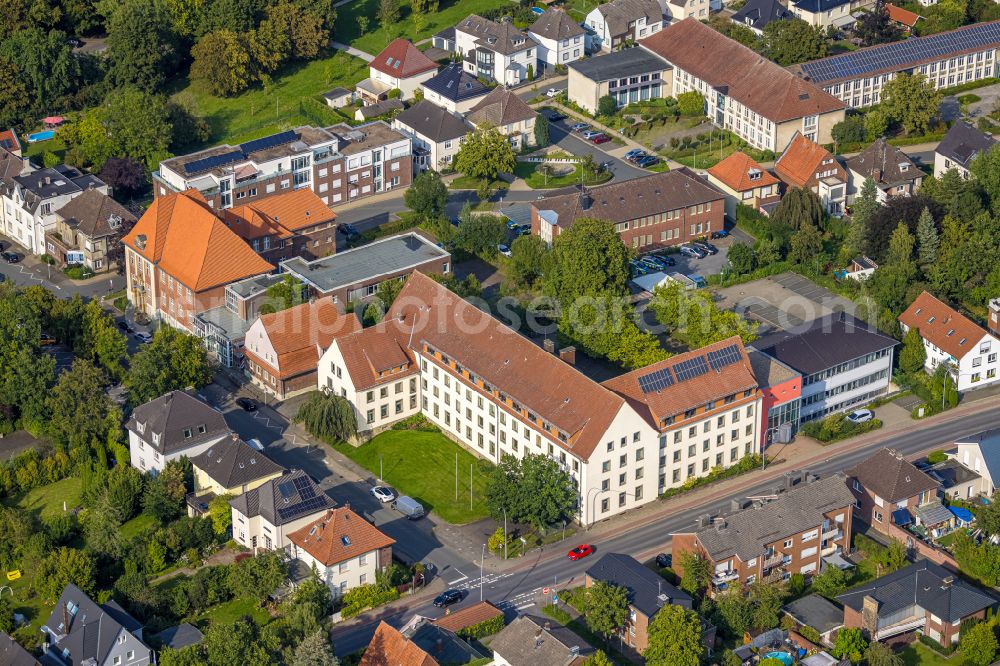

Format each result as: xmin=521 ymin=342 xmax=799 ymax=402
xmin=774 ymin=132 xmax=849 ymax=216
xmin=223 ymin=188 xmax=338 ymax=263
xmin=530 ymin=169 xmax=725 ymax=251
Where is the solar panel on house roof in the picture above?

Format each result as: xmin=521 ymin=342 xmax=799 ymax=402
xmin=277 ymin=495 xmax=328 ymax=521
xmin=183 ymin=149 xmax=244 ymax=175
xmin=292 ymin=475 xmax=316 ymax=500
xmin=673 ymin=356 xmax=709 ymax=382
xmin=278 ymin=482 xmax=294 ymax=499
xmin=707 ymin=344 xmax=742 ymax=371
xmin=638 ymin=367 xmax=675 ymax=393
xmin=239 ymin=130 xmax=298 ymax=155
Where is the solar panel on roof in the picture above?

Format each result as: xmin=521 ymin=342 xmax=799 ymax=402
xmin=707 ymin=344 xmax=742 ymax=370
xmin=239 ymin=130 xmax=298 ymax=155
xmin=292 ymin=475 xmax=316 ymax=499
xmin=183 ymin=149 xmax=244 ymax=175
xmin=673 ymin=356 xmax=709 ymax=382
xmin=638 ymin=367 xmax=675 ymax=393
xmin=278 ymin=482 xmax=294 ymax=499
xmin=277 ymin=495 xmax=328 ymax=521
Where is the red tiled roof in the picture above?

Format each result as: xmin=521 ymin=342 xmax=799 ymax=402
xmin=640 ymin=19 xmax=844 ymax=124
xmin=287 ymin=508 xmax=395 ymax=567
xmin=360 ymin=622 xmax=439 ymax=666
xmin=0 ymin=129 xmax=20 ymax=154
xmin=707 ymin=152 xmax=779 ymax=192
xmin=431 ymin=601 xmax=503 ymax=633
xmin=899 ymin=291 xmax=991 ymax=360
xmin=886 ymin=4 xmax=920 ymax=27
xmin=335 ymin=325 xmax=418 ymax=391
xmin=224 ymin=189 xmax=335 ymax=241
xmin=774 ymin=133 xmax=841 ymax=188
xmin=371 ymin=39 xmax=438 ymax=79
xmin=122 ymin=190 xmax=273 ymax=291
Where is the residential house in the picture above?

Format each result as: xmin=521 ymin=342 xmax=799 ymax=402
xmin=641 ymin=19 xmax=846 ymax=151
xmin=230 ymin=469 xmax=337 ymax=551
xmin=886 ymin=4 xmax=921 ymax=32
xmin=45 ymin=188 xmax=136 ymax=273
xmin=531 ymin=169 xmax=725 ymax=249
xmin=706 ymin=151 xmax=781 ymax=220
xmin=898 ymin=290 xmax=1000 ymax=392
xmin=187 ymin=434 xmax=285 ymax=516
xmin=392 ymin=100 xmax=473 ymax=172
xmin=843 ymin=256 xmax=878 ymax=281
xmin=287 ymin=507 xmax=395 ymax=598
xmin=0 ymin=158 xmax=108 ymax=256
xmin=846 ymin=447 xmax=951 ymax=537
xmin=127 ymin=390 xmax=230 ymax=475
xmin=586 ymin=0 xmax=664 ymax=52
xmin=789 ymin=21 xmax=1000 ymax=108
xmin=747 ymin=349 xmax=802 ymax=448
xmin=358 ymin=622 xmax=438 ymax=666
xmin=567 ymin=48 xmax=670 ymax=113
xmin=933 ymin=120 xmax=996 ymax=179
xmin=0 ymin=129 xmax=21 ymax=156
xmin=838 ymin=561 xmax=997 ymax=643
xmin=845 ymin=137 xmax=922 ymax=201
xmin=41 ymin=584 xmax=153 ymax=666
xmin=154 ymin=122 xmax=413 ymax=210
xmin=926 ymin=455 xmax=983 ymax=500
xmin=491 ymin=615 xmax=596 ymax=665
xmin=585 ymin=553 xmax=714 ymax=654
xmin=243 ymin=296 xmax=362 ymax=400
xmin=782 ymin=594 xmax=845 ymax=645
xmin=357 ymin=39 xmax=438 ymax=104
xmin=954 ymin=429 xmax=1000 ymax=496
xmin=222 ymin=189 xmax=338 ymax=263
xmin=431 ymin=601 xmax=504 ymax=634
xmin=773 ymin=132 xmax=848 ymax=215
xmin=529 ymin=9 xmax=586 ymax=70
xmin=437 ymin=15 xmax=538 ymax=86
xmin=281 ymin=231 xmax=452 ymax=303
xmin=420 ymin=64 xmax=491 ymax=114
xmin=122 ymin=189 xmax=275 ymax=333
xmin=0 ymin=631 xmax=41 ymax=666
xmin=467 ymin=87 xmax=538 ymax=150
xmin=731 ymin=0 xmax=794 ymax=34
xmin=750 ymin=315 xmax=897 ymax=423
xmin=672 ymin=473 xmax=855 ymax=586
xmin=194 ymin=273 xmax=288 ymax=368
xmin=667 ymin=0 xmax=718 ymax=22
xmin=396 ymin=618 xmax=487 ymax=664
xmin=790 ymin=0 xmax=867 ymax=30
xmin=323 ymin=87 xmax=354 ymax=109
xmin=354 ymin=98 xmax=405 ymax=122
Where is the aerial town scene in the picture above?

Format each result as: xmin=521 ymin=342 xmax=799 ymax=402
xmin=2 ymin=0 xmax=1000 ymax=664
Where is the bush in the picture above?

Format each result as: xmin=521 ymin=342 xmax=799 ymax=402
xmin=919 ymin=633 xmax=955 ymax=655
xmin=458 ymin=613 xmax=505 ymax=639
xmin=64 ymin=265 xmax=94 ymax=280
xmin=340 ymin=583 xmax=399 ymax=619
xmin=798 ymin=625 xmax=822 ymax=644
xmin=801 ymin=414 xmax=882 ymax=443
xmin=540 ymin=604 xmax=572 ymax=624
xmin=661 ymin=454 xmax=763 ymax=499
xmin=927 ymin=451 xmax=948 ymax=464
xmin=389 ymin=414 xmax=438 ymax=432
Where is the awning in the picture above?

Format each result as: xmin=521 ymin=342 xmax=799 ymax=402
xmin=892 ymin=508 xmax=912 ymax=526
xmin=42 ymin=116 xmax=65 ymax=124
xmin=914 ymin=501 xmax=954 ymax=526
xmin=832 ymin=13 xmax=857 ymax=27
xmin=823 ymin=552 xmax=854 ymax=570
xmin=949 ymin=506 xmax=974 ymax=523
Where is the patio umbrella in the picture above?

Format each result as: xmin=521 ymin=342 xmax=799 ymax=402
xmin=42 ymin=116 xmax=65 ymax=125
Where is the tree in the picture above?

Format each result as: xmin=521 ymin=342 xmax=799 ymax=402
xmin=547 ymin=218 xmax=629 ymax=304
xmin=676 ymin=551 xmax=710 ymax=596
xmin=357 ymin=15 xmax=369 ymax=34
xmin=46 ymin=359 xmax=117 ymax=454
xmin=831 ymin=115 xmax=867 ymax=146
xmin=0 ymin=57 xmax=31 ymax=130
xmin=856 ymin=0 xmax=902 ymax=45
xmin=831 ymin=627 xmax=868 ymax=663
xmin=677 ymin=91 xmax=705 ymax=117
xmin=142 ymin=459 xmax=189 ymax=522
xmin=0 ymin=594 xmax=13 ymax=633
xmin=534 ymin=113 xmax=550 ymax=147
xmin=34 ymin=547 xmax=96 ymax=601
xmin=916 ymin=206 xmax=939 ymax=269
xmin=962 ymin=622 xmax=999 ymax=666
xmin=454 ymin=213 xmax=508 ymax=258
xmin=262 ymin=275 xmax=307 ymax=313
xmin=82 ymin=300 xmax=128 ymax=379
xmin=105 ymin=0 xmax=180 ymax=92
xmin=899 ymin=326 xmax=927 ymax=375
xmin=650 ymin=282 xmax=758 ymax=348
xmin=865 ymin=642 xmax=904 ymax=666
xmin=585 ymin=581 xmax=630 ymax=642
xmin=208 ymin=494 xmax=235 ymax=535
xmin=202 ymin=617 xmax=272 ymax=666
xmin=376 ymin=0 xmax=400 ymax=28
xmin=727 ymin=241 xmax=756 ymax=275
xmin=291 ymin=629 xmax=340 ymax=666
xmin=772 ymin=187 xmax=825 ymax=232
xmin=644 ymin=604 xmax=705 ymax=666
xmin=484 ymin=454 xmax=576 ymax=529
xmin=597 ymin=95 xmax=618 ymax=117
xmin=507 ymin=234 xmax=551 ymax=288
xmin=789 ymin=223 xmax=823 ymax=265
xmin=404 ymin=170 xmax=448 ymax=219
xmin=454 ymin=125 xmax=517 ymax=182
xmin=294 ymin=391 xmax=358 ymax=443
xmin=100 ymin=157 xmax=147 ymax=196
xmin=256 ymin=2 xmax=327 ymax=63
xmin=191 ymin=30 xmax=254 ymax=97
xmin=127 ymin=326 xmax=213 ymax=405
xmin=864 ymin=105 xmax=892 ymax=141
xmin=583 ymin=651 xmax=614 ymax=666
xmin=761 ymin=19 xmax=826 ymax=65
xmin=715 ymin=590 xmax=755 ymax=636
xmin=229 ymin=551 xmax=288 ymax=602
xmin=0 ymin=29 xmax=80 ymax=111
xmin=880 ymin=73 xmax=941 ymax=136
xmin=969 ymin=144 xmax=1000 ymax=209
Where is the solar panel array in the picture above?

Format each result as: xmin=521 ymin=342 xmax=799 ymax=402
xmin=638 ymin=367 xmax=675 ymax=393
xmin=239 ymin=130 xmax=298 ymax=155
xmin=183 ymin=149 xmax=244 ymax=175
xmin=277 ymin=482 xmax=294 ymax=499
xmin=277 ymin=495 xmax=329 ymax=521
xmin=673 ymin=356 xmax=709 ymax=382
xmin=182 ymin=130 xmax=299 ymax=175
xmin=799 ymin=21 xmax=1000 ymax=84
xmin=292 ymin=475 xmax=316 ymax=500
xmin=707 ymin=344 xmax=742 ymax=371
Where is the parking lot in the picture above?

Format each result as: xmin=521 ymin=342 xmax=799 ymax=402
xmin=715 ymin=272 xmax=855 ymax=334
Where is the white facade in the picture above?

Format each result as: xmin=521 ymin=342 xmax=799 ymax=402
xmin=955 ymin=439 xmax=998 ymax=495
xmin=0 ymin=179 xmax=109 ymax=255
xmin=530 ymin=31 xmax=585 ymax=69
xmin=390 ymin=121 xmax=466 ymax=172
xmin=453 ymin=26 xmax=537 ymax=86
xmin=799 ymin=348 xmax=894 ymax=422
xmin=368 ymin=64 xmax=437 ymax=100
xmin=231 ymin=507 xmax=327 ymax=552
xmin=128 ymin=425 xmax=228 ymax=475
xmin=290 ymin=542 xmax=387 ymax=599
xmin=900 ymin=327 xmax=1000 ymax=393
xmin=585 ymin=8 xmax=663 ymax=52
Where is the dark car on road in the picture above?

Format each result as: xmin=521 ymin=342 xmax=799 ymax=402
xmin=548 ymin=111 xmax=567 ymax=122
xmin=711 ymin=230 xmax=729 ymax=239
xmin=694 ymin=241 xmax=719 ymax=255
xmin=339 ymin=223 xmax=360 ymax=237
xmin=236 ymin=397 xmax=257 ymax=412
xmin=636 ymin=155 xmax=660 ymax=168
xmin=655 ymin=553 xmax=672 ymax=568
xmin=654 ymin=253 xmax=676 ymax=266
xmin=2 ymin=251 xmax=20 ymax=263
xmin=433 ymin=589 xmax=464 ymax=608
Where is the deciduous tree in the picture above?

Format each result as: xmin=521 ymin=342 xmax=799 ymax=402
xmin=585 ymin=581 xmax=630 ymax=642
xmin=772 ymin=187 xmax=825 ymax=232
xmin=961 ymin=622 xmax=998 ymax=666
xmin=761 ymin=19 xmax=826 ymax=65
xmin=46 ymin=359 xmax=117 ymax=454
xmin=404 ymin=170 xmax=448 ymax=219
xmin=880 ymin=73 xmax=941 ymax=136
xmin=127 ymin=326 xmax=213 ymax=405
xmin=294 ymin=391 xmax=358 ymax=443
xmin=454 ymin=125 xmax=517 ymax=182
xmin=645 ymin=604 xmax=705 ymax=666
xmin=899 ymin=326 xmax=927 ymax=374
xmin=454 ymin=213 xmax=508 ymax=258
xmin=191 ymin=30 xmax=254 ymax=97
xmin=788 ymin=222 xmax=823 ymax=266
xmin=105 ymin=0 xmax=180 ymax=91
xmin=832 ymin=627 xmax=868 ymax=663
xmin=856 ymin=0 xmax=902 ymax=45
xmin=727 ymin=241 xmax=756 ymax=275
xmin=34 ymin=547 xmax=96 ymax=601
xmin=676 ymin=551 xmax=710 ymax=596
xmin=485 ymin=454 xmax=576 ymax=529
xmin=508 ymin=234 xmax=551 ymax=288
xmin=865 ymin=642 xmax=904 ymax=666
xmin=676 ymin=91 xmax=705 ymax=117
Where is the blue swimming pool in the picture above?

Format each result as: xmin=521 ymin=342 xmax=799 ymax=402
xmin=28 ymin=130 xmax=55 ymax=142
xmin=531 ymin=6 xmax=545 ymax=13
xmin=764 ymin=652 xmax=794 ymax=666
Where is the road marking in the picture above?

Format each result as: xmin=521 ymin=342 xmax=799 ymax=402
xmin=516 ymin=603 xmax=535 ymax=610
xmin=447 ymin=569 xmax=467 ymax=585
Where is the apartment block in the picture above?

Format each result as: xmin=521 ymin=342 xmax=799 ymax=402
xmin=529 ymin=9 xmax=586 ymax=71
xmin=585 ymin=0 xmax=664 ymax=52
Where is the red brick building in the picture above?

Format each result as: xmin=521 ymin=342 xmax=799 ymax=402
xmin=846 ymin=448 xmax=947 ymax=536
xmin=223 ymin=188 xmax=338 ymax=263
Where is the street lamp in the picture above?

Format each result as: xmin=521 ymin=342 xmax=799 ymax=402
xmin=586 ymin=487 xmax=609 ymax=530
xmin=480 ymin=543 xmax=486 ymax=601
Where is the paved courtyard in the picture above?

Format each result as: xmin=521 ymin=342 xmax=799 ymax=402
xmin=716 ymin=272 xmax=855 ymax=334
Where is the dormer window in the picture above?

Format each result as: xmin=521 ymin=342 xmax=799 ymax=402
xmin=183 ymin=428 xmax=193 ymax=439
xmin=947 ymin=329 xmax=954 ymax=336
xmin=960 ymin=338 xmax=967 ymax=345
xmin=928 ymin=316 xmax=936 ymax=323
xmin=137 ymin=422 xmax=146 ymax=435
xmin=900 ymin=163 xmax=910 ymax=172
xmin=198 ymin=424 xmax=207 ymax=434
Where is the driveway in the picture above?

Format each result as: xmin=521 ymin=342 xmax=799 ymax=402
xmin=940 ymin=81 xmax=1000 ymax=121
xmin=543 ymin=113 xmax=647 ymax=182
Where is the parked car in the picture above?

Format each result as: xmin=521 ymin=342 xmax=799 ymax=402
xmin=599 ymin=160 xmax=614 ymax=170
xmin=679 ymin=244 xmax=706 ymax=259
xmin=133 ymin=331 xmax=153 ymax=343
xmin=0 ymin=241 xmax=6 ymax=252
xmin=636 ymin=156 xmax=660 ymax=168
xmin=654 ymin=253 xmax=676 ymax=267
xmin=0 ymin=274 xmax=5 ymax=283
xmin=116 ymin=321 xmax=131 ymax=333
xmin=546 ymin=88 xmax=561 ymax=97
xmin=591 ymin=134 xmax=611 ymax=144
xmin=2 ymin=251 xmax=20 ymax=263
xmin=847 ymin=409 xmax=874 ymax=424
xmin=626 ymin=152 xmax=648 ymax=163
xmin=629 ymin=260 xmax=648 ymax=276
xmin=548 ymin=111 xmax=567 ymax=122
xmin=570 ymin=122 xmax=589 ymax=132
xmin=711 ymin=230 xmax=730 ymax=239
xmin=640 ymin=257 xmax=666 ymax=271
xmin=236 ymin=397 xmax=257 ymax=411
xmin=567 ymin=544 xmax=594 ymax=561
xmin=370 ymin=486 xmax=395 ymax=503
xmin=498 ymin=244 xmax=512 ymax=257
xmin=246 ymin=438 xmax=264 ymax=451
xmin=338 ymin=223 xmax=360 ymax=237
xmin=39 ymin=333 xmax=57 ymax=346
xmin=515 ymin=224 xmax=531 ymax=236
xmin=694 ymin=241 xmax=719 ymax=255
xmin=433 ymin=589 xmax=464 ymax=607
xmin=581 ymin=129 xmax=602 ymax=139
xmin=392 ymin=495 xmax=425 ymax=519
xmin=688 ymin=274 xmax=707 ymax=289
xmin=655 ymin=553 xmax=672 ymax=568
xmin=624 ymin=148 xmax=645 ymax=160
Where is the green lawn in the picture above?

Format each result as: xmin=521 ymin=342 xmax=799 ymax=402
xmin=449 ymin=175 xmax=508 ymax=191
xmin=5 ymin=477 xmax=82 ymax=521
xmin=333 ymin=430 xmax=491 ymax=524
xmin=563 ymin=0 xmax=601 ymax=22
xmin=197 ymin=596 xmax=270 ymax=627
xmin=121 ymin=513 xmax=157 ymax=539
xmin=899 ymin=642 xmax=962 ymax=666
xmin=168 ymin=50 xmax=369 ymax=149
xmin=514 ymin=162 xmax=613 ymax=189
xmin=24 ymin=136 xmax=69 ymax=164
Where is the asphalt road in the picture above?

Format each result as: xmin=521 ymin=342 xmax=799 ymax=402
xmin=329 ymin=404 xmax=1000 ymax=656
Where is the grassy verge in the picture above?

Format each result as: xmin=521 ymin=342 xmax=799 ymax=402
xmin=24 ymin=136 xmax=69 ymax=164
xmin=121 ymin=513 xmax=157 ymax=539
xmin=449 ymin=175 xmax=508 ymax=191
xmin=5 ymin=477 xmax=83 ymax=520
xmin=333 ymin=430 xmax=492 ymax=524
xmin=197 ymin=596 xmax=270 ymax=627
xmin=514 ymin=162 xmax=613 ymax=189
xmin=337 ymin=0 xmax=503 ymax=55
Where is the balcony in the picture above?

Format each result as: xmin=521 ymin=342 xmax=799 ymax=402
xmin=712 ymin=570 xmax=739 ymax=586
xmin=822 ymin=528 xmax=843 ymax=540
xmin=763 ymin=553 xmax=784 ymax=568
xmin=875 ymin=617 xmax=925 ymax=640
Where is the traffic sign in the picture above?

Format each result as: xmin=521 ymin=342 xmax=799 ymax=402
xmin=542 ymin=587 xmax=550 ymax=595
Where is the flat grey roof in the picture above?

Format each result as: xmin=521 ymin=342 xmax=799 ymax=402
xmin=228 ymin=273 xmax=284 ymax=299
xmin=281 ymin=232 xmax=451 ymax=294
xmin=568 ymin=48 xmax=669 ymax=82
xmin=195 ymin=306 xmax=253 ymax=339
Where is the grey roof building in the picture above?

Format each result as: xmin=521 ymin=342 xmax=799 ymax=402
xmin=568 ymin=48 xmax=669 ymax=83
xmin=845 ymin=448 xmax=939 ymax=504
xmin=490 ymin=615 xmax=596 ymax=665
xmin=782 ymin=594 xmax=844 ymax=640
xmin=935 ymin=120 xmax=996 ymax=177
xmin=154 ymin=623 xmax=205 ymax=651
xmin=394 ymin=101 xmax=472 ymax=143
xmin=400 ymin=618 xmax=486 ymax=664
xmin=467 ymin=86 xmax=536 ymax=127
xmin=0 ymin=631 xmax=41 ymax=666
xmin=41 ymin=584 xmax=153 ymax=666
xmin=229 ymin=469 xmax=336 ymax=550
xmin=586 ymin=553 xmax=692 ymax=616
xmin=530 ymin=9 xmax=586 ymax=41
xmin=731 ymin=0 xmax=794 ymax=33
xmin=421 ymin=64 xmax=490 ymax=110
xmin=845 ymin=137 xmax=922 ymax=195
xmin=126 ymin=390 xmax=231 ymax=474
xmin=189 ymin=434 xmax=285 ymax=495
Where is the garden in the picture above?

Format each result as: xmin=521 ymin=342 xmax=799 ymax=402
xmin=513 ymin=156 xmax=613 ymax=189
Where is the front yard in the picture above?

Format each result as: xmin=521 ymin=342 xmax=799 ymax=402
xmin=514 ymin=161 xmax=613 ymax=189
xmin=333 ymin=429 xmax=492 ymax=524
xmin=3 ymin=476 xmax=82 ymax=520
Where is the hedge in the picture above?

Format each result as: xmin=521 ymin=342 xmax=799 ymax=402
xmin=457 ymin=613 xmax=505 ymax=639
xmin=340 ymin=583 xmax=399 ymax=619
xmin=660 ymin=454 xmax=764 ymax=500
xmin=540 ymin=604 xmax=572 ymax=625
xmin=801 ymin=414 xmax=882 ymax=444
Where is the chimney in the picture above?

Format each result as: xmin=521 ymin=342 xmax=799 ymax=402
xmin=989 ymin=298 xmax=1000 ymax=337
xmin=697 ymin=513 xmax=711 ymax=527
xmin=730 ymin=498 xmax=743 ymax=512
xmin=543 ymin=338 xmax=556 ymax=354
xmin=657 ymin=593 xmax=670 ymax=607
xmin=579 ymin=189 xmax=592 ymax=210
xmin=861 ymin=595 xmax=880 ymax=636
xmin=45 ymin=176 xmax=51 ymax=185
xmin=62 ymin=603 xmax=69 ymax=633
xmin=544 ymin=621 xmax=551 ymax=632
xmin=436 ymin=638 xmax=444 ymax=654
xmin=800 ymin=469 xmax=810 ymax=483
xmin=784 ymin=472 xmax=795 ymax=490
xmin=942 ymin=576 xmax=955 ymax=588
xmin=714 ymin=517 xmax=727 ymax=531
xmin=558 ymin=346 xmax=576 ymax=365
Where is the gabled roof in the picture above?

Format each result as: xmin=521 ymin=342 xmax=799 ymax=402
xmin=229 ymin=469 xmax=336 ymax=526
xmin=641 ymin=19 xmax=844 ymax=124
xmin=708 ymin=152 xmax=780 ymax=192
xmin=530 ymin=9 xmax=586 ymax=40
xmin=845 ymin=137 xmax=919 ymax=187
xmin=936 ymin=120 xmax=996 ymax=170
xmin=792 ymin=0 xmax=850 ymax=14
xmin=189 ymin=435 xmax=284 ymax=490
xmin=287 ymin=507 xmax=395 ymax=566
xmin=0 ymin=147 xmax=29 ymax=187
xmin=751 ymin=315 xmax=897 ymax=376
xmin=837 ymin=560 xmax=996 ymax=623
xmin=731 ymin=0 xmax=793 ymax=31
xmin=0 ymin=631 xmax=41 ymax=666
xmin=586 ymin=553 xmax=692 ymax=617
xmin=334 ymin=325 xmax=418 ymax=391
xmin=356 ymin=98 xmax=405 ymax=120
xmin=370 ymin=39 xmax=438 ymax=79
xmin=394 ymin=100 xmax=473 ymax=143
xmin=489 ymin=615 xmax=594 ymax=666
xmin=324 ymin=87 xmax=352 ymax=101
xmin=55 ymin=188 xmax=136 ymax=240
xmin=0 ymin=129 xmax=21 ymax=155
xmin=422 ymin=64 xmax=490 ymax=103
xmin=456 ymin=15 xmax=537 ymax=55
xmin=955 ymin=429 xmax=1000 ymax=484
xmin=774 ymin=132 xmax=842 ymax=188
xmin=603 ymin=337 xmax=758 ymax=428
xmin=122 ymin=190 xmax=274 ymax=292
xmin=899 ymin=291 xmax=991 ymax=360
xmin=250 ymin=297 xmax=362 ymax=380
xmin=360 ymin=622 xmax=439 ymax=666
xmin=594 ymin=0 xmax=663 ymax=36
xmin=468 ymin=86 xmax=536 ymax=127
xmin=886 ymin=3 xmax=921 ymax=27
xmin=431 ymin=601 xmax=504 ymax=633
xmin=224 ymin=189 xmax=335 ymax=241
xmin=127 ymin=390 xmax=230 ymax=455
xmin=845 ymin=448 xmax=940 ymax=503
xmin=44 ymin=584 xmax=151 ymax=666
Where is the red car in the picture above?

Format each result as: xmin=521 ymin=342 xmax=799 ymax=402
xmin=590 ymin=134 xmax=611 ymax=144
xmin=567 ymin=544 xmax=594 ymax=560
